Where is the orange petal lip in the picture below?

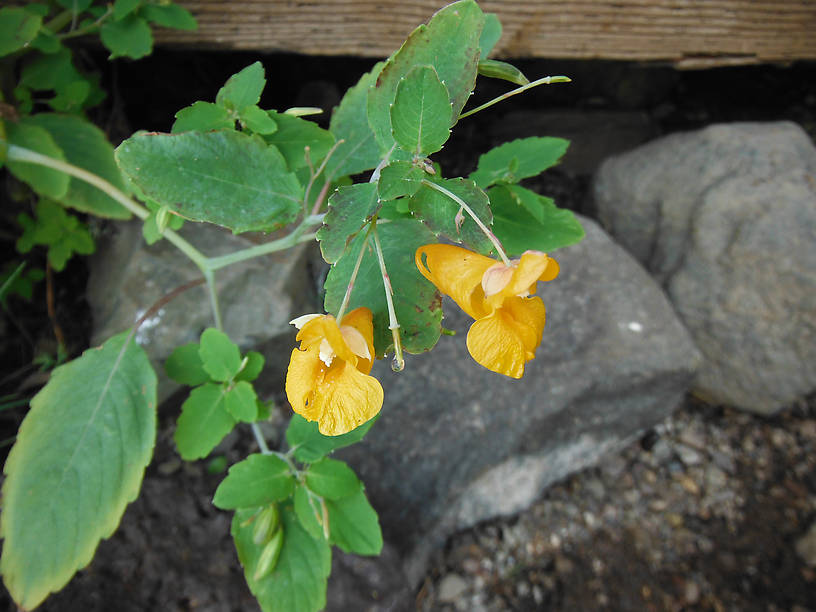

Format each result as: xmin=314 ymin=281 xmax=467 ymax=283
xmin=415 ymin=243 xmax=558 ymax=378
xmin=285 ymin=307 xmax=383 ymax=435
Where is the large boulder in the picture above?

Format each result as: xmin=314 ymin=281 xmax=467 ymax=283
xmin=593 ymin=121 xmax=816 ymax=414
xmin=331 ymin=215 xmax=700 ymax=604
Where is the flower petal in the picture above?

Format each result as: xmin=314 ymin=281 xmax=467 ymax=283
xmin=415 ymin=244 xmax=494 ymax=319
xmin=503 ymin=251 xmax=558 ymax=297
xmin=502 ymin=296 xmax=546 ymax=359
xmin=310 ymin=362 xmax=384 ymax=436
xmin=285 ymin=345 xmax=322 ymax=419
xmin=466 ymin=310 xmax=528 ymax=379
xmin=289 ymin=313 xmax=322 ymax=329
xmin=340 ymin=307 xmax=376 ymax=373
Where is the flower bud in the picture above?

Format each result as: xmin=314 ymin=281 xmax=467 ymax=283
xmin=252 ymin=504 xmax=279 ymax=545
xmin=253 ymin=527 xmax=284 ymax=581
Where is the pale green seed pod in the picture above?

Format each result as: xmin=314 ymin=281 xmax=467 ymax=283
xmin=253 ymin=527 xmax=284 ymax=581
xmin=252 ymin=504 xmax=279 ymax=545
xmin=155 ymin=205 xmax=172 ymax=234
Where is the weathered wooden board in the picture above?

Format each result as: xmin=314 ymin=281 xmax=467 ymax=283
xmin=156 ymin=1 xmax=816 ymax=68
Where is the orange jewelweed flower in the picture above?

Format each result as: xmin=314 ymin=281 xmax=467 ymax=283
xmin=415 ymin=244 xmax=559 ymax=379
xmin=285 ymin=307 xmax=383 ymax=436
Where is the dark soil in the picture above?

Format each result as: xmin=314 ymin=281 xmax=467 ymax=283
xmin=1 ymin=47 xmax=815 ymax=611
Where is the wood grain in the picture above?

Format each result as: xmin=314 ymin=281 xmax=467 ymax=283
xmin=154 ymin=1 xmax=816 ymax=68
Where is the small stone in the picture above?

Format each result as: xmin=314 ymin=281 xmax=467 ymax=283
xmin=676 ymin=443 xmax=703 ymax=466
xmin=157 ymin=458 xmax=182 ymax=476
xmin=667 ymin=513 xmax=684 ymax=528
xmin=649 ymin=438 xmax=674 ymax=464
xmin=684 ymin=580 xmax=701 ymax=604
xmin=678 ymin=475 xmax=701 ymax=496
xmin=437 ymin=574 xmax=468 ymax=603
xmin=795 ymin=521 xmax=816 ymax=567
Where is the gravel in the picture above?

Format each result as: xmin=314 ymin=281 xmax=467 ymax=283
xmin=417 ymin=395 xmax=816 ymax=611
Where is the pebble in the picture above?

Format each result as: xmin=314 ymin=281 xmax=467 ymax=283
xmin=795 ymin=521 xmax=816 ymax=567
xmin=437 ymin=573 xmax=468 ymax=602
xmin=422 ymin=398 xmax=816 ymax=611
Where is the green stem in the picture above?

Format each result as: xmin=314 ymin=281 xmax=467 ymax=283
xmin=203 ymin=268 xmax=223 ymax=330
xmin=5 ymin=144 xmax=212 ymax=272
xmin=43 ymin=9 xmax=74 ymax=34
xmin=57 ymin=6 xmax=113 ymax=40
xmin=335 ymin=225 xmax=373 ymax=322
xmin=458 ymin=75 xmax=571 ymax=120
xmin=371 ymin=223 xmax=404 ymax=372
xmin=420 ymin=179 xmax=511 ymax=265
xmin=206 ymin=224 xmax=319 ymax=271
xmin=251 ymin=422 xmax=271 ymax=454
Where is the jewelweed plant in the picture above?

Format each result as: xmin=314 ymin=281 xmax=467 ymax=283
xmin=0 ymin=1 xmax=584 ymax=610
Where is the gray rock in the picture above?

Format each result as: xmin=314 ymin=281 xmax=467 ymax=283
xmin=335 ymin=216 xmax=700 ymax=592
xmin=593 ymin=122 xmax=816 ymax=414
xmin=87 ymin=221 xmax=320 ymax=400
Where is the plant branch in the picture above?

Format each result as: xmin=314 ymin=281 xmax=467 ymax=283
xmin=371 ymin=223 xmax=404 ymax=371
xmin=420 ymin=179 xmax=511 ymax=265
xmin=458 ymin=75 xmax=571 ymax=120
xmin=5 ymin=144 xmax=211 ymax=272
xmin=335 ymin=225 xmax=373 ymax=322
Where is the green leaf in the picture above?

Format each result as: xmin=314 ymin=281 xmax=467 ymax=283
xmin=489 ymin=184 xmax=585 ymax=255
xmin=236 ymin=351 xmax=265 ymax=382
xmin=0 ymin=331 xmax=156 ymax=610
xmin=410 ymin=177 xmax=494 ymax=254
xmin=326 ymin=487 xmax=382 ymax=556
xmin=100 ymin=14 xmax=152 ymax=60
xmin=377 ymin=161 xmax=424 ymax=201
xmin=165 ymin=343 xmax=210 ymax=386
xmin=478 ymin=13 xmax=502 ymax=59
xmin=213 ymin=454 xmax=294 ymax=510
xmin=5 ymin=121 xmax=69 ymax=200
xmin=367 ymin=0 xmax=484 ymax=151
xmin=216 ymin=62 xmax=265 ymax=112
xmin=0 ymin=7 xmax=42 ymax=57
xmin=263 ymin=111 xmax=334 ymax=171
xmin=324 ymin=219 xmax=441 ymax=356
xmin=172 ymin=101 xmax=234 ymax=133
xmin=113 ymin=0 xmax=141 ymax=21
xmin=293 ymin=484 xmax=324 ymax=540
xmin=390 ymin=65 xmax=452 ymax=156
xmin=469 ymin=137 xmax=569 ymax=189
xmin=232 ymin=505 xmax=331 ymax=612
xmin=239 ymin=105 xmax=278 ymax=135
xmin=116 ymin=130 xmax=303 ymax=233
xmin=174 ymin=383 xmax=236 ymax=460
xmin=140 ymin=3 xmax=197 ymax=30
xmin=0 ymin=261 xmax=43 ymax=305
xmin=305 ymin=458 xmax=360 ymax=500
xmin=225 ymin=381 xmax=259 ymax=423
xmin=19 ymin=48 xmax=79 ymax=92
xmin=49 ymin=79 xmax=91 ymax=112
xmin=286 ymin=413 xmax=377 ymax=464
xmin=199 ymin=328 xmax=242 ymax=382
xmin=30 ymin=30 xmax=61 ymax=54
xmin=478 ymin=59 xmax=529 ymax=86
xmin=16 ymin=200 xmax=95 ymax=271
xmin=316 ymin=183 xmax=380 ymax=264
xmin=325 ymin=63 xmax=384 ymax=180
xmin=26 ymin=114 xmax=131 ymax=219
